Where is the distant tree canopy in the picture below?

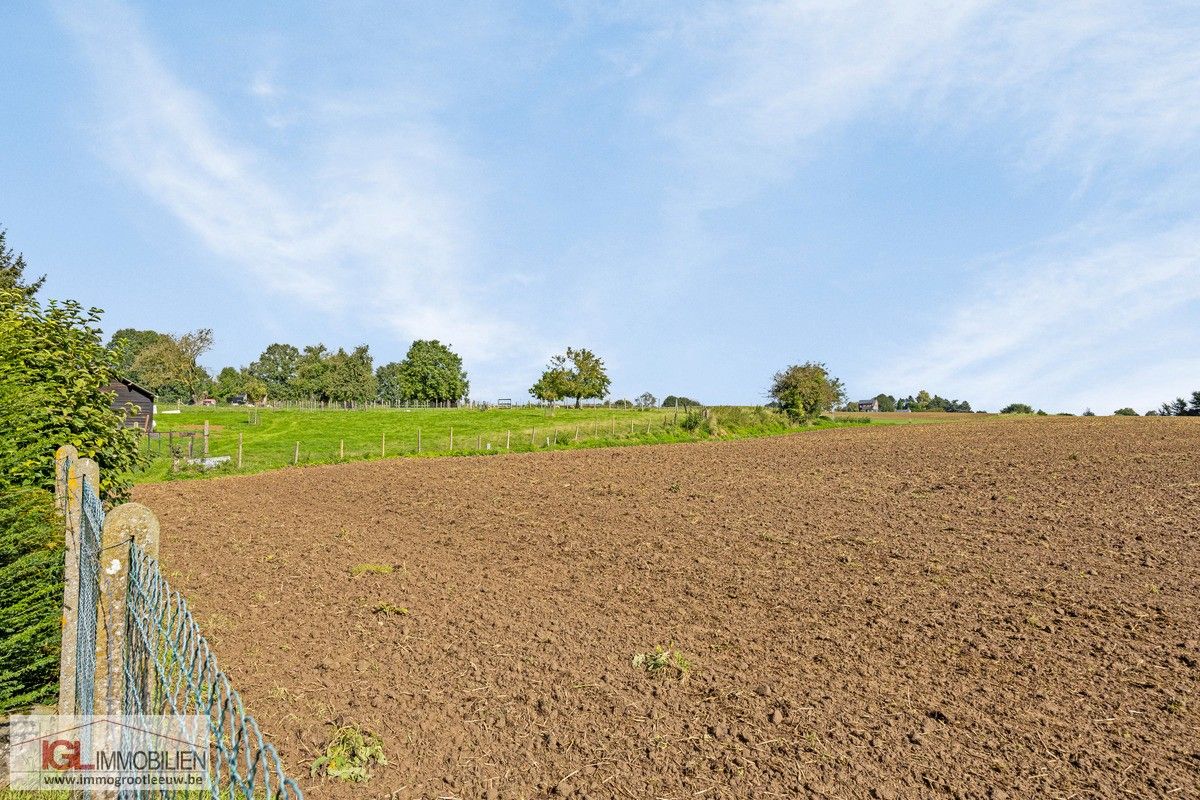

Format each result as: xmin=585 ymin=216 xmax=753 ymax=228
xmin=895 ymin=390 xmax=971 ymax=412
xmin=0 ymin=226 xmax=44 ymax=300
xmin=130 ymin=329 xmax=214 ymax=404
xmin=107 ymin=328 xmax=163 ymax=378
xmin=392 ymin=340 xmax=469 ymax=405
xmin=770 ymin=362 xmax=845 ymax=420
xmin=636 ymin=392 xmax=657 ymax=408
xmin=531 ymin=347 xmax=611 ymax=408
xmin=1113 ymin=408 xmax=1138 ymax=416
xmin=1000 ymin=403 xmax=1034 ymax=414
xmin=324 ymin=346 xmax=376 ymax=405
xmin=874 ymin=394 xmax=897 ymax=412
xmin=661 ymin=395 xmax=700 ymax=408
xmin=212 ymin=366 xmax=266 ymax=403
xmin=248 ymin=343 xmax=301 ymax=400
xmin=1158 ymin=391 xmax=1200 ymax=417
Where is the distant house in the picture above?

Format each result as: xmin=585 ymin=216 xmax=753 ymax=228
xmin=106 ymin=378 xmax=155 ymax=431
xmin=857 ymin=398 xmax=880 ymax=412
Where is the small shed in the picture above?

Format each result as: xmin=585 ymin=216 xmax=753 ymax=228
xmin=106 ymin=378 xmax=155 ymax=431
xmin=857 ymin=398 xmax=880 ymax=412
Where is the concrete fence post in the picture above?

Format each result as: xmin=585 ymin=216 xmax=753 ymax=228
xmin=95 ymin=503 xmax=159 ymax=715
xmin=237 ymin=433 xmax=244 ymax=469
xmin=203 ymin=420 xmax=210 ymax=456
xmin=54 ymin=445 xmax=80 ymax=716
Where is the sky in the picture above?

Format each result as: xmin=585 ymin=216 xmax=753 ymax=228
xmin=2 ymin=1 xmax=1198 ymax=412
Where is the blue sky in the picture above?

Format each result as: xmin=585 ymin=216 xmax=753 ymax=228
xmin=2 ymin=1 xmax=1198 ymax=411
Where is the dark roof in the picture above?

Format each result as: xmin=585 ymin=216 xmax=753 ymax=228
xmin=857 ymin=398 xmax=878 ymax=405
xmin=110 ymin=377 xmax=155 ymax=400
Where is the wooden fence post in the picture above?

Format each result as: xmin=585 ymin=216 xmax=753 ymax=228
xmin=506 ymin=430 xmax=510 ymax=451
xmin=382 ymin=432 xmax=386 ymax=457
xmin=294 ymin=442 xmax=299 ymax=465
xmin=340 ymin=439 xmax=344 ymax=460
xmin=418 ymin=428 xmax=422 ymax=453
xmin=449 ymin=427 xmax=454 ymax=451
xmin=237 ymin=433 xmax=243 ymax=469
xmin=95 ymin=503 xmax=159 ymax=715
xmin=54 ymin=445 xmax=80 ymax=716
xmin=203 ymin=419 xmax=210 ymax=456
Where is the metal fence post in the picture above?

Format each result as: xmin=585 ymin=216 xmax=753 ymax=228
xmin=94 ymin=503 xmax=159 ymax=715
xmin=54 ymin=445 xmax=80 ymax=716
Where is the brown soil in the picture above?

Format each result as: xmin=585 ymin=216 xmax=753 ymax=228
xmin=133 ymin=418 xmax=1200 ymax=799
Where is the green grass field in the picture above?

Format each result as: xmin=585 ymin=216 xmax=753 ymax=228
xmin=131 ymin=404 xmax=881 ymax=483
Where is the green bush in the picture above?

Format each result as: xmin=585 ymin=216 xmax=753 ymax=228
xmin=1000 ymin=403 xmax=1034 ymax=414
xmin=0 ymin=488 xmax=61 ymax=712
xmin=0 ymin=287 xmax=148 ymax=712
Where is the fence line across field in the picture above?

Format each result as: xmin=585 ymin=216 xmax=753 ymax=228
xmin=149 ymin=407 xmax=704 ymax=472
xmin=54 ymin=444 xmax=303 ymax=799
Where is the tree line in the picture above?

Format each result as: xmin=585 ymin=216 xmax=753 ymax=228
xmin=108 ymin=331 xmax=470 ymax=406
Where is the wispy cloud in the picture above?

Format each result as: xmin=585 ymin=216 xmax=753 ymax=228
xmin=57 ymin=0 xmax=522 ymax=364
xmin=615 ymin=1 xmax=1200 ymax=407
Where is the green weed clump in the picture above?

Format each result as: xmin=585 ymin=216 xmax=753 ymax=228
xmin=632 ymin=645 xmax=692 ymax=679
xmin=310 ymin=726 xmax=386 ymax=782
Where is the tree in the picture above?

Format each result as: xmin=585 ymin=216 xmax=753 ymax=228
xmin=323 ymin=345 xmax=376 ymax=406
xmin=131 ymin=328 xmax=214 ymax=403
xmin=530 ymin=353 xmax=571 ymax=407
xmin=769 ymin=362 xmax=845 ymax=420
xmin=564 ymin=348 xmax=610 ymax=408
xmin=248 ymin=343 xmax=301 ymax=400
xmin=107 ymin=328 xmax=165 ymax=382
xmin=874 ymin=394 xmax=897 ymax=412
xmin=1082 ymin=408 xmax=1096 ymax=417
xmin=1114 ymin=408 xmax=1138 ymax=416
xmin=1000 ymin=403 xmax=1034 ymax=414
xmin=0 ymin=290 xmax=147 ymax=498
xmin=294 ymin=344 xmax=330 ymax=401
xmin=636 ymin=392 xmax=657 ymax=408
xmin=396 ymin=340 xmax=469 ymax=404
xmin=376 ymin=362 xmax=406 ymax=404
xmin=0 ymin=226 xmax=44 ymax=299
xmin=662 ymin=395 xmax=700 ymax=408
xmin=212 ymin=366 xmax=244 ymax=401
xmin=1158 ymin=391 xmax=1200 ymax=416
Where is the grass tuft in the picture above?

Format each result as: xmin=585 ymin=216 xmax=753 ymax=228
xmin=310 ymin=725 xmax=387 ymax=782
xmin=632 ymin=645 xmax=692 ymax=679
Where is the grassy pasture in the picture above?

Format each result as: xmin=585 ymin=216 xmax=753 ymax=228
xmin=131 ymin=404 xmax=878 ymax=483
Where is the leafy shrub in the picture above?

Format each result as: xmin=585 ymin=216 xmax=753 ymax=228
xmin=310 ymin=726 xmax=387 ymax=782
xmin=680 ymin=411 xmax=704 ymax=431
xmin=1000 ymin=403 xmax=1034 ymax=414
xmin=1114 ymin=408 xmax=1138 ymax=416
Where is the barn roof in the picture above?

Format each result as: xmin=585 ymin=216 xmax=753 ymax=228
xmin=111 ymin=377 xmax=156 ymax=400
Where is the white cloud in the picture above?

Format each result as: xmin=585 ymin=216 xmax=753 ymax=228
xmin=619 ymin=1 xmax=1200 ymax=407
xmin=868 ymin=221 xmax=1200 ymax=411
xmin=57 ymin=0 xmax=523 ymax=365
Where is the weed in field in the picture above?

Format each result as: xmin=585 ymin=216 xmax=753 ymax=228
xmin=350 ymin=563 xmax=393 ymax=577
xmin=372 ymin=602 xmax=408 ymax=615
xmin=632 ymin=645 xmax=692 ymax=679
xmin=310 ymin=725 xmax=387 ymax=782
xmin=1165 ymin=698 xmax=1187 ymax=716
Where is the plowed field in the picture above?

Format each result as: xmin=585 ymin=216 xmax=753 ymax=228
xmin=133 ymin=417 xmax=1200 ymax=799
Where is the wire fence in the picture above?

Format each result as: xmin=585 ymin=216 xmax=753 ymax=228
xmin=145 ymin=408 xmax=696 ymax=474
xmin=64 ymin=455 xmax=302 ymax=799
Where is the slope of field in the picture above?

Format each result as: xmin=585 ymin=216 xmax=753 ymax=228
xmin=133 ymin=417 xmax=1200 ymax=799
xmin=134 ymin=405 xmax=883 ymax=482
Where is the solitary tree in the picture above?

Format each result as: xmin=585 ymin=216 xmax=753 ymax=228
xmin=636 ymin=392 xmax=657 ymax=408
xmin=1113 ymin=408 xmax=1138 ymax=416
xmin=769 ymin=362 xmax=845 ymax=420
xmin=565 ymin=347 xmax=610 ymax=408
xmin=396 ymin=340 xmax=469 ymax=404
